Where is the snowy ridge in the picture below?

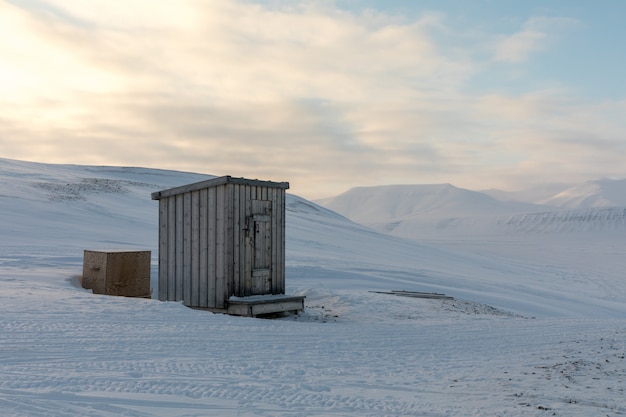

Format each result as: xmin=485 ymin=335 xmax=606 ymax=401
xmin=540 ymin=178 xmax=626 ymax=208
xmin=0 ymin=157 xmax=212 ymax=251
xmin=317 ymin=183 xmax=543 ymax=223
xmin=502 ymin=207 xmax=626 ymax=233
xmin=362 ymin=205 xmax=626 ymax=239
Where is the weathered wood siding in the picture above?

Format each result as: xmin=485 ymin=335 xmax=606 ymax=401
xmin=155 ymin=177 xmax=287 ymax=309
xmin=157 ymin=184 xmax=229 ymax=308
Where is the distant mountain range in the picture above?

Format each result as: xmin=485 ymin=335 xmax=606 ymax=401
xmin=2 ymin=156 xmax=625 ymax=242
xmin=316 ymin=183 xmax=542 ymax=222
xmin=316 ymin=179 xmax=626 ymax=239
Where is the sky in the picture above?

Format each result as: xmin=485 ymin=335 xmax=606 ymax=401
xmin=1 ymin=0 xmax=625 ymax=199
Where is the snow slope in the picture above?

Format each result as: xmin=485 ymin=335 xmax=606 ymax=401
xmin=540 ymin=178 xmax=626 ymax=208
xmin=1 ymin=158 xmax=625 ymax=417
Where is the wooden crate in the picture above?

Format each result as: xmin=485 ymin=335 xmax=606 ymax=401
xmin=82 ymin=250 xmax=151 ymax=298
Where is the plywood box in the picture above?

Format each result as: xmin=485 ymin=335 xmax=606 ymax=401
xmin=82 ymin=250 xmax=151 ymax=298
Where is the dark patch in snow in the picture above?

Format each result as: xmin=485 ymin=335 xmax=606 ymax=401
xmin=439 ymin=299 xmax=526 ymax=317
xmin=32 ymin=178 xmax=153 ymax=201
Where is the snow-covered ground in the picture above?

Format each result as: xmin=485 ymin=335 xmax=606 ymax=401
xmin=1 ymin=158 xmax=625 ymax=416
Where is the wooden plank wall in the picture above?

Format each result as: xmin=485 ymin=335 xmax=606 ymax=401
xmin=158 ymin=185 xmax=228 ymax=308
xmin=157 ymin=182 xmax=287 ymax=308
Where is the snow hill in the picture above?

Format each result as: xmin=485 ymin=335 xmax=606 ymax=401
xmin=317 ymin=181 xmax=626 ymax=238
xmin=539 ymin=178 xmax=626 ymax=208
xmin=1 ymin=157 xmax=626 ymax=417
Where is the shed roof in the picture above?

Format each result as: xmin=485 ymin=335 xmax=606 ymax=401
xmin=151 ymin=175 xmax=290 ymax=200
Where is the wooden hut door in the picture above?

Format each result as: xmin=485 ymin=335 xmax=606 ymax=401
xmin=248 ymin=199 xmax=272 ymax=294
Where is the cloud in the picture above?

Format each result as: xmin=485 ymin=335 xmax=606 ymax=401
xmin=493 ymin=17 xmax=580 ymax=63
xmin=0 ymin=1 xmax=624 ymax=198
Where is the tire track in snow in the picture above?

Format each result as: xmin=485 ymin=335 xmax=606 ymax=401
xmin=2 ymin=279 xmax=625 ymax=416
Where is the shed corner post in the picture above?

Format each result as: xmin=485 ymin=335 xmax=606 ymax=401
xmin=225 ymin=182 xmax=235 ymax=301
xmin=158 ymin=198 xmax=169 ymax=301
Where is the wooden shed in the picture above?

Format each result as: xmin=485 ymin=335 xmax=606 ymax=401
xmin=151 ymin=176 xmax=304 ymax=316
